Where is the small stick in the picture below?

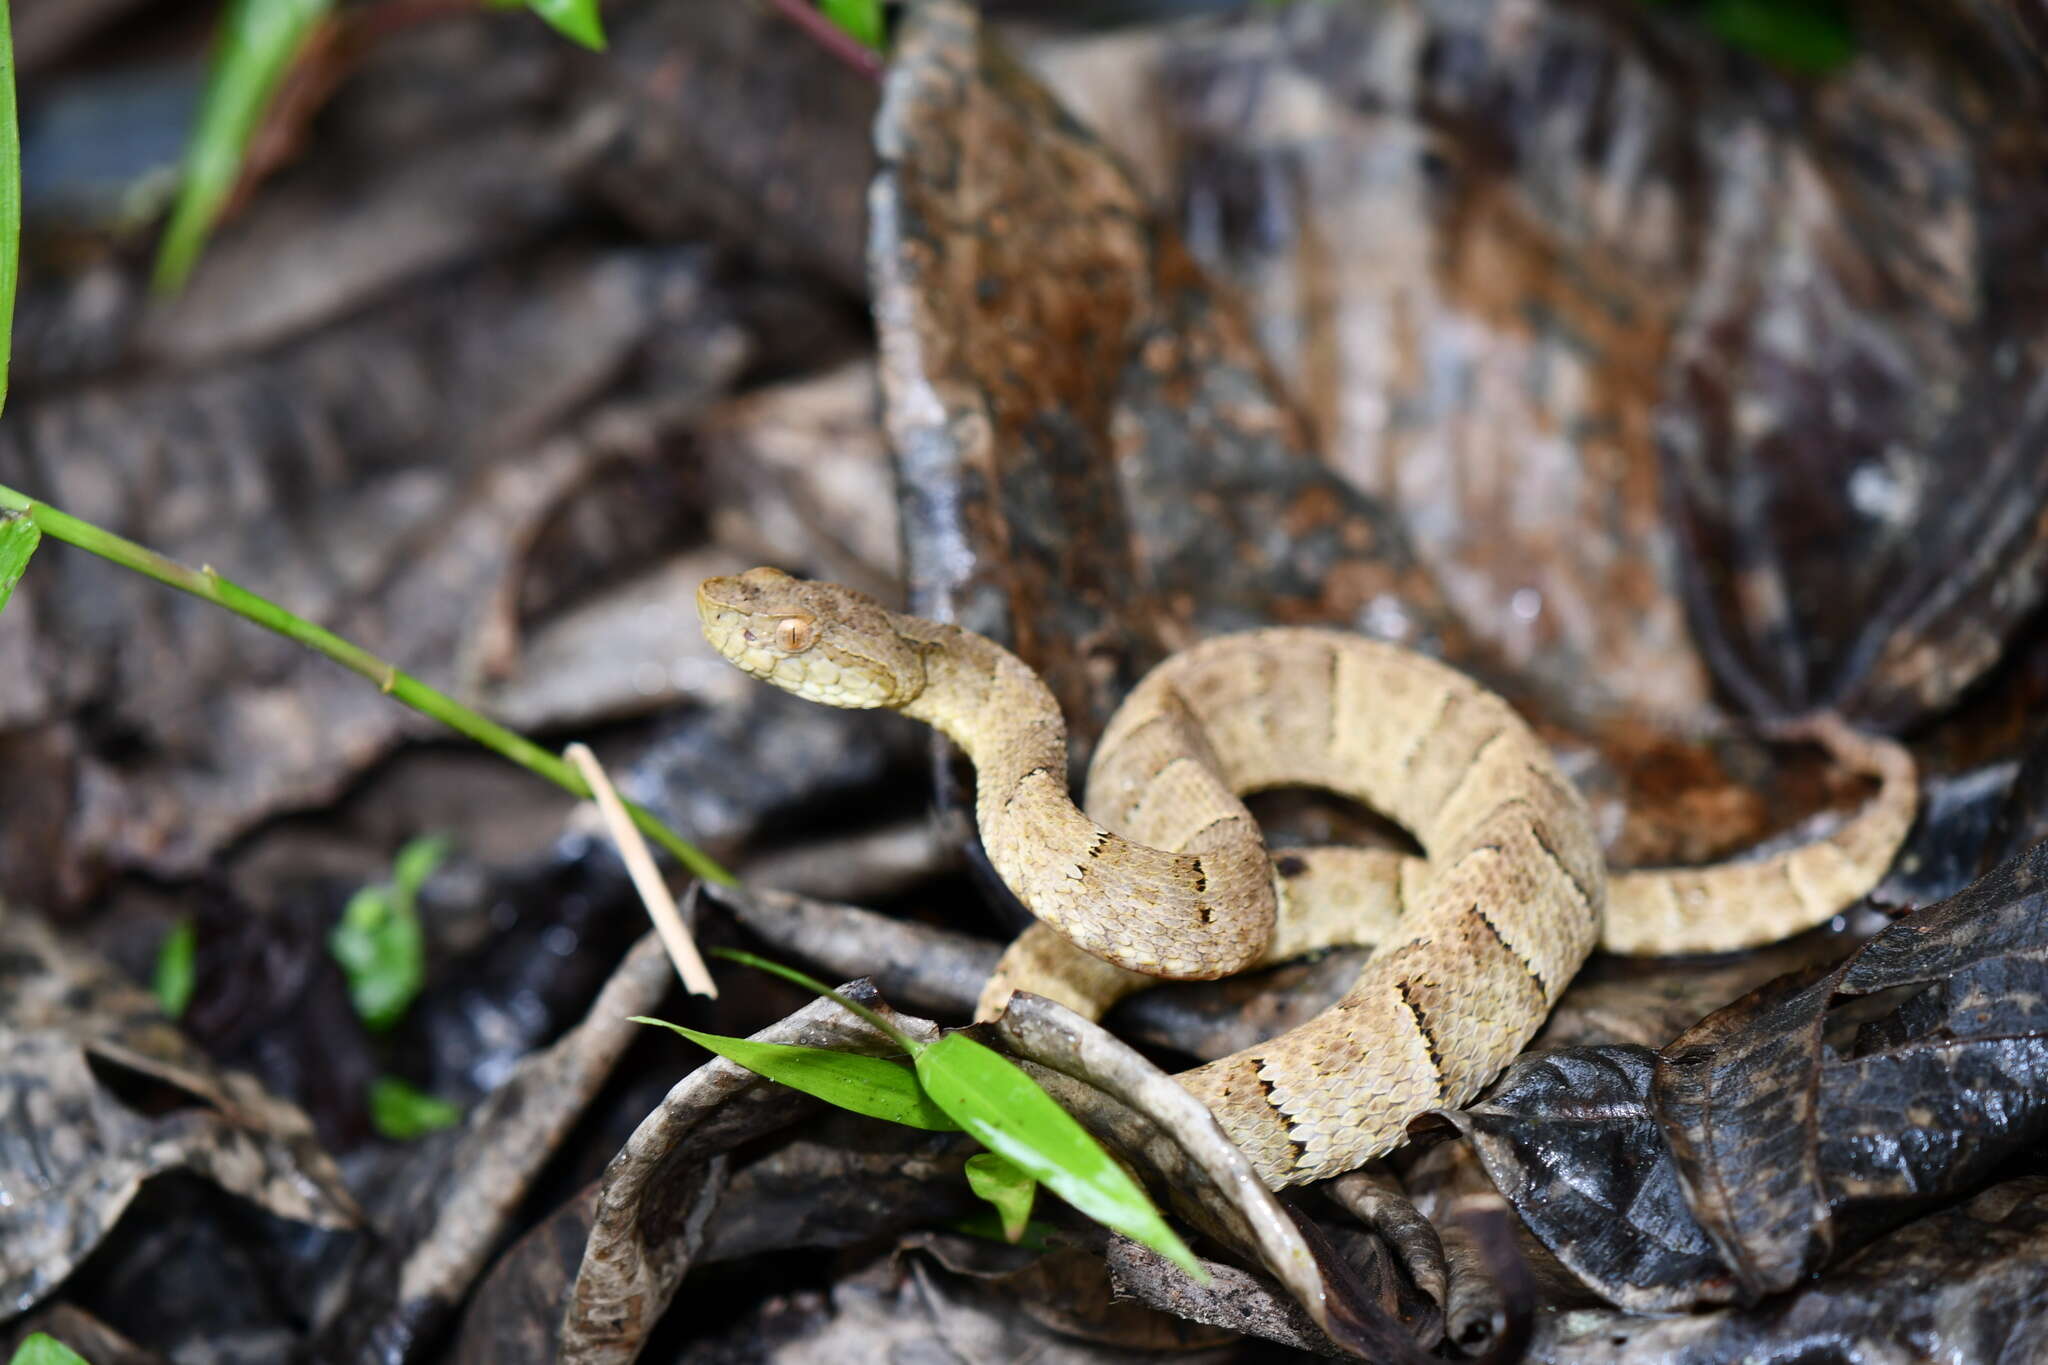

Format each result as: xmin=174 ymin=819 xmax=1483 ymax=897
xmin=566 ymin=743 xmax=718 ymax=999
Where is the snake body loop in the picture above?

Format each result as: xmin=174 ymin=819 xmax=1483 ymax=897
xmin=698 ymin=569 xmax=1917 ymax=1188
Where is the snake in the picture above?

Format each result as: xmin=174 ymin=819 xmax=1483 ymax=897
xmin=697 ymin=567 xmax=1917 ymax=1189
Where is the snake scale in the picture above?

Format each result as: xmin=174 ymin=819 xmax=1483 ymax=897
xmin=698 ymin=568 xmax=1917 ymax=1188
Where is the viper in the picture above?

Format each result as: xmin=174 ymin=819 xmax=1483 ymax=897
xmin=697 ymin=567 xmax=1915 ymax=1189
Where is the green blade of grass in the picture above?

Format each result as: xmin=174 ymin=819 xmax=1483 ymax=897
xmin=915 ymin=1034 xmax=1207 ymax=1281
xmin=632 ymin=1016 xmax=962 ymax=1132
xmin=154 ymin=917 xmax=197 ymax=1020
xmin=707 ymin=946 xmax=920 ymax=1053
xmin=0 ymin=0 xmax=19 ymax=417
xmin=0 ymin=515 xmax=40 ymax=616
xmin=525 ymin=0 xmax=605 ymax=50
xmin=964 ymin=1151 xmax=1036 ymax=1243
xmin=152 ymin=0 xmax=333 ymax=294
xmin=9 ymin=1335 xmax=91 ymax=1365
xmin=0 ymin=482 xmax=732 ymax=886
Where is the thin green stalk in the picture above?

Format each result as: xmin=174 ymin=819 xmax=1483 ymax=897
xmin=710 ymin=947 xmax=918 ymax=1051
xmin=0 ymin=0 xmax=20 ymax=416
xmin=0 ymin=483 xmax=734 ymax=886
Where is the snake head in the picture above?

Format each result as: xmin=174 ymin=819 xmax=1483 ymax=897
xmin=696 ymin=567 xmax=927 ymax=709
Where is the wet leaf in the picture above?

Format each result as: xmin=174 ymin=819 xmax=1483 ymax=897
xmin=153 ymin=0 xmax=333 ymax=294
xmin=965 ymin=1152 xmax=1036 ymax=1243
xmin=915 ymin=1033 xmax=1206 ymax=1282
xmin=0 ymin=517 xmax=38 ymax=618
xmin=8 ymin=1336 xmax=90 ymax=1365
xmin=631 ymin=1016 xmax=962 ymax=1132
xmin=1654 ymin=841 xmax=2048 ymax=1298
xmin=152 ymin=918 xmax=196 ymax=1022
xmin=1460 ymin=842 xmax=2048 ymax=1310
xmin=1532 ymin=1176 xmax=2048 ymax=1362
xmin=367 ymin=1075 xmax=462 ymax=1141
xmin=525 ymin=0 xmax=605 ymax=51
xmin=1452 ymin=1047 xmax=1737 ymax=1311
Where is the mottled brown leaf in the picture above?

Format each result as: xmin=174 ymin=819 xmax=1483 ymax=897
xmin=0 ymin=912 xmax=358 ymax=1318
xmin=873 ymin=0 xmax=1457 ymax=760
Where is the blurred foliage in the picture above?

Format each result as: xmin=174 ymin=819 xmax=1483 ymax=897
xmin=369 ymin=1075 xmax=464 ymax=1139
xmin=329 ymin=834 xmax=447 ymax=1032
xmin=820 ymin=0 xmax=885 ymax=50
xmin=153 ymin=916 xmax=197 ymax=1020
xmin=1643 ymin=0 xmax=1855 ymax=72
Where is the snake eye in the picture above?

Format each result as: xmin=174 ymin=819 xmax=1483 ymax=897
xmin=773 ymin=614 xmax=817 ymax=652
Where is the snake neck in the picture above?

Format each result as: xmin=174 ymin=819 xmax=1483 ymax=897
xmin=895 ymin=617 xmax=1069 ymax=792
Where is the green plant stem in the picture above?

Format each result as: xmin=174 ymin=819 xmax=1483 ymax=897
xmin=0 ymin=483 xmax=734 ymax=886
xmin=0 ymin=0 xmax=20 ymax=416
xmin=710 ymin=947 xmax=919 ymax=1052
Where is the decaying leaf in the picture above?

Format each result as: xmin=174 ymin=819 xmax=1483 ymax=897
xmin=1457 ymin=841 xmax=2048 ymax=1310
xmin=0 ymin=911 xmax=358 ymax=1318
xmin=1451 ymin=1046 xmax=1736 ymax=1311
xmin=1656 ymin=840 xmax=2048 ymax=1299
xmin=1533 ymin=1176 xmax=2048 ymax=1364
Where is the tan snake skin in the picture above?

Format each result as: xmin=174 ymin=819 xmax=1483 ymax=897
xmin=697 ymin=568 xmax=1917 ymax=1188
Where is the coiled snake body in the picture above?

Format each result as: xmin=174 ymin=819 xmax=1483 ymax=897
xmin=698 ymin=568 xmax=1916 ymax=1188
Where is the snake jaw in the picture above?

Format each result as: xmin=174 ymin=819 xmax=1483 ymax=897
xmin=697 ymin=568 xmax=927 ymax=710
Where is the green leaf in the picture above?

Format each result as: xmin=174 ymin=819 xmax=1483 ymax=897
xmin=632 ymin=1016 xmax=962 ymax=1131
xmin=0 ymin=0 xmax=20 ymax=419
xmin=0 ymin=516 xmax=40 ymax=618
xmin=914 ymin=1034 xmax=1207 ymax=1281
xmin=329 ymin=883 xmax=423 ymax=1032
xmin=8 ymin=1335 xmax=90 ymax=1365
xmin=153 ymin=0 xmax=332 ymax=294
xmin=524 ymin=0 xmax=605 ymax=51
xmin=153 ymin=917 xmax=197 ymax=1021
xmin=390 ymin=833 xmax=449 ymax=905
xmin=369 ymin=1075 xmax=462 ymax=1140
xmin=965 ymin=1151 xmax=1036 ymax=1243
xmin=818 ymin=0 xmax=883 ymax=50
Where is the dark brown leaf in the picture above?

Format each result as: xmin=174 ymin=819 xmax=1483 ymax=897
xmin=1451 ymin=1047 xmax=1736 ymax=1311
xmin=1652 ymin=840 xmax=2048 ymax=1299
xmin=1532 ymin=1175 xmax=2048 ymax=1364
